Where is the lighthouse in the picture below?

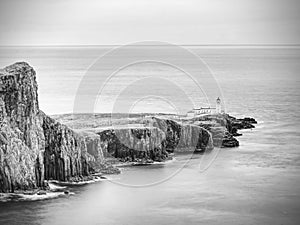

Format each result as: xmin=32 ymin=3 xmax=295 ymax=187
xmin=216 ymin=97 xmax=221 ymax=114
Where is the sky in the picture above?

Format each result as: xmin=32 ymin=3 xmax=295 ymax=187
xmin=0 ymin=0 xmax=299 ymax=46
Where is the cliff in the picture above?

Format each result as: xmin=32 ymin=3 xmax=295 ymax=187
xmin=0 ymin=63 xmax=45 ymax=192
xmin=192 ymin=114 xmax=257 ymax=148
xmin=150 ymin=117 xmax=213 ymax=152
xmin=98 ymin=127 xmax=169 ymax=162
xmin=98 ymin=117 xmax=213 ymax=163
xmin=0 ymin=62 xmax=256 ymax=192
xmin=41 ymin=112 xmax=104 ymax=181
xmin=0 ymin=62 xmax=104 ymax=192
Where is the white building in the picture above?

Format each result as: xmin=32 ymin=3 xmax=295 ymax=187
xmin=186 ymin=97 xmax=222 ymax=117
xmin=216 ymin=97 xmax=221 ymax=114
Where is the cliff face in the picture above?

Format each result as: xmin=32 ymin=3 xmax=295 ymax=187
xmin=0 ymin=62 xmax=255 ymax=192
xmin=0 ymin=63 xmax=45 ymax=192
xmin=98 ymin=127 xmax=169 ymax=162
xmin=98 ymin=117 xmax=214 ymax=163
xmin=0 ymin=63 xmax=104 ymax=192
xmin=151 ymin=117 xmax=213 ymax=152
xmin=41 ymin=112 xmax=102 ymax=181
xmin=192 ymin=114 xmax=257 ymax=148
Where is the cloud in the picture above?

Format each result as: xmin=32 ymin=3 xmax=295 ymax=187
xmin=0 ymin=0 xmax=299 ymax=45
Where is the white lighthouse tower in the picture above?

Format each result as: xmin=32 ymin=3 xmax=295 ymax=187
xmin=216 ymin=97 xmax=221 ymax=114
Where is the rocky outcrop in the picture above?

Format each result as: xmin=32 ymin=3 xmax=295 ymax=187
xmin=150 ymin=117 xmax=213 ymax=152
xmin=0 ymin=62 xmax=257 ymax=192
xmin=225 ymin=115 xmax=256 ymax=136
xmin=192 ymin=114 xmax=257 ymax=148
xmin=0 ymin=63 xmax=45 ymax=192
xmin=41 ymin=111 xmax=104 ymax=181
xmin=0 ymin=62 xmax=105 ymax=192
xmin=98 ymin=117 xmax=214 ymax=163
xmin=98 ymin=127 xmax=169 ymax=162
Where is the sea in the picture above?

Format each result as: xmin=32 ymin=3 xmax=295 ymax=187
xmin=0 ymin=46 xmax=300 ymax=225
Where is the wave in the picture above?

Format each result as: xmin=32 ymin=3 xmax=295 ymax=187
xmin=0 ymin=191 xmax=73 ymax=202
xmin=46 ymin=176 xmax=107 ymax=186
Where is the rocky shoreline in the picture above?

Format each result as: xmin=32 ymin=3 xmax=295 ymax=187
xmin=0 ymin=62 xmax=256 ymax=195
xmin=190 ymin=114 xmax=257 ymax=148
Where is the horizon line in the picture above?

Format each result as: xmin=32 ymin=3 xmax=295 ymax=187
xmin=1 ymin=44 xmax=300 ymax=48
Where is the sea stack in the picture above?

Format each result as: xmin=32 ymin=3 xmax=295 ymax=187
xmin=0 ymin=62 xmax=104 ymax=192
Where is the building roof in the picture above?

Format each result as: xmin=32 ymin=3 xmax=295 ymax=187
xmin=193 ymin=107 xmax=216 ymax=110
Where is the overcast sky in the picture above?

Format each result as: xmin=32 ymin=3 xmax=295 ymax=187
xmin=0 ymin=0 xmax=299 ymax=45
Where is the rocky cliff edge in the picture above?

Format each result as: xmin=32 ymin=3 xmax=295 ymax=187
xmin=0 ymin=62 xmax=104 ymax=192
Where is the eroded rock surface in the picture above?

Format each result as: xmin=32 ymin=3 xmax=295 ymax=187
xmin=99 ymin=127 xmax=169 ymax=162
xmin=192 ymin=114 xmax=257 ymax=148
xmin=98 ymin=117 xmax=214 ymax=163
xmin=0 ymin=63 xmax=45 ymax=192
xmin=150 ymin=117 xmax=213 ymax=152
xmin=0 ymin=63 xmax=104 ymax=192
xmin=0 ymin=62 xmax=256 ymax=192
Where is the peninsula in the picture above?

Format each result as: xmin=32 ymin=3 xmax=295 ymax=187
xmin=0 ymin=62 xmax=256 ymax=194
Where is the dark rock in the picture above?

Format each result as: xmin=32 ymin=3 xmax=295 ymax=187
xmin=222 ymin=132 xmax=239 ymax=147
xmin=227 ymin=115 xmax=256 ymax=131
xmin=232 ymin=132 xmax=242 ymax=137
xmin=97 ymin=117 xmax=214 ymax=162
xmin=242 ymin=117 xmax=257 ymax=124
xmin=37 ymin=190 xmax=47 ymax=195
xmin=0 ymin=62 xmax=257 ymax=192
xmin=0 ymin=62 xmax=107 ymax=193
xmin=191 ymin=114 xmax=256 ymax=148
xmin=41 ymin=112 xmax=104 ymax=182
xmin=98 ymin=127 xmax=169 ymax=162
xmin=0 ymin=62 xmax=45 ymax=192
xmin=151 ymin=117 xmax=214 ymax=153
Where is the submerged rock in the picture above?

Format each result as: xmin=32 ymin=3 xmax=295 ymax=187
xmin=37 ymin=190 xmax=47 ymax=195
